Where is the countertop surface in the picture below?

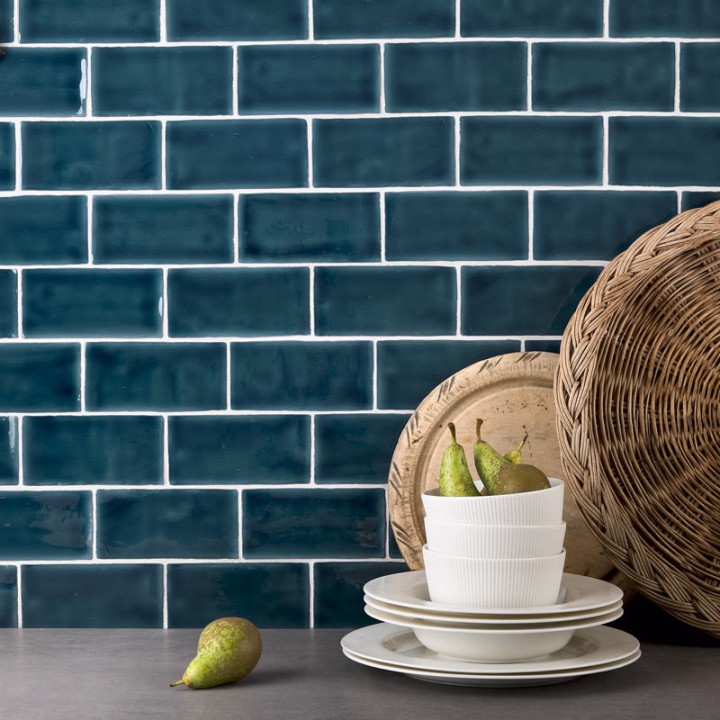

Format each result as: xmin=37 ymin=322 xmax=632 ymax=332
xmin=0 ymin=628 xmax=719 ymax=720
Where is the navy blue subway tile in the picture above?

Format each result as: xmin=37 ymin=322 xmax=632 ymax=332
xmin=93 ymin=47 xmax=233 ymax=117
xmin=0 ymin=271 xmax=16 ymax=338
xmin=377 ymin=340 xmax=520 ymax=410
xmin=682 ymin=192 xmax=720 ymax=212
xmin=534 ymin=191 xmax=678 ymax=260
xmin=314 ymin=562 xmax=407 ymax=628
xmin=0 ymin=566 xmax=17 ymax=627
xmin=167 ymin=0 xmax=307 ymax=41
xmin=232 ymin=342 xmax=372 ymax=410
xmin=388 ymin=529 xmax=404 ymax=559
xmin=0 ymin=491 xmax=91 ymax=560
xmin=315 ymin=413 xmax=409 ymax=484
xmin=461 ymin=117 xmax=603 ymax=185
xmin=24 ymin=416 xmax=163 ymax=485
xmin=243 ymin=488 xmax=386 ymax=558
xmin=20 ymin=0 xmax=159 ymax=41
xmin=313 ymin=118 xmax=454 ymax=187
xmin=462 ymin=0 xmax=602 ymax=37
xmin=610 ymin=118 xmax=720 ymax=186
xmin=0 ymin=418 xmax=18 ymax=484
xmin=86 ymin=343 xmax=226 ymax=411
xmin=533 ymin=43 xmax=675 ymax=111
xmin=0 ymin=49 xmax=85 ymax=116
xmin=97 ymin=490 xmax=238 ymax=559
xmin=315 ymin=0 xmax=454 ymax=39
xmin=611 ymin=0 xmax=720 ymax=37
xmin=386 ymin=42 xmax=526 ymax=112
xmin=0 ymin=197 xmax=87 ymax=264
xmin=524 ymin=340 xmax=561 ymax=353
xmin=0 ymin=0 xmax=12 ymax=42
xmin=168 ymin=563 xmax=309 ymax=628
xmin=386 ymin=191 xmax=528 ymax=260
xmin=93 ymin=195 xmax=233 ymax=264
xmin=167 ymin=120 xmax=307 ymax=189
xmin=0 ymin=124 xmax=14 ymax=189
xmin=22 ymin=122 xmax=160 ymax=190
xmin=22 ymin=565 xmax=162 ymax=628
xmin=240 ymin=193 xmax=380 ymax=262
xmin=169 ymin=415 xmax=310 ymax=485
xmin=23 ymin=269 xmax=162 ymax=338
xmin=239 ymin=45 xmax=379 ymax=114
xmin=168 ymin=268 xmax=310 ymax=337
xmin=314 ymin=266 xmax=456 ymax=336
xmin=0 ymin=344 xmax=79 ymax=411
xmin=681 ymin=45 xmax=720 ymax=112
xmin=462 ymin=266 xmax=602 ymax=335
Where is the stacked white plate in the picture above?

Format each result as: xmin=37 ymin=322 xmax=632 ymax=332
xmin=341 ymin=570 xmax=641 ymax=687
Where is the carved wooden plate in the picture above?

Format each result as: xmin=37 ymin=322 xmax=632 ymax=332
xmin=388 ymin=352 xmax=629 ymax=593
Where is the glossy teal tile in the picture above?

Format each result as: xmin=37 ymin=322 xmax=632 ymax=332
xmin=682 ymin=192 xmax=720 ymax=212
xmin=315 ymin=413 xmax=409 ymax=484
xmin=315 ymin=0 xmax=454 ymax=39
xmin=86 ymin=343 xmax=225 ymax=411
xmin=0 ymin=271 xmax=16 ymax=338
xmin=240 ymin=193 xmax=380 ymax=262
xmin=462 ymin=266 xmax=602 ymax=335
xmin=93 ymin=47 xmax=233 ymax=116
xmin=24 ymin=416 xmax=163 ymax=485
xmin=167 ymin=0 xmax=307 ymax=40
xmin=0 ymin=344 xmax=79 ymax=411
xmin=168 ymin=268 xmax=309 ymax=336
xmin=314 ymin=118 xmax=453 ymax=187
xmin=243 ymin=488 xmax=386 ymax=558
xmin=239 ymin=45 xmax=379 ymax=114
xmin=534 ymin=192 xmax=677 ymax=260
xmin=0 ymin=196 xmax=87 ymax=264
xmin=97 ymin=490 xmax=238 ymax=559
xmin=23 ymin=269 xmax=162 ymax=338
xmin=462 ymin=0 xmax=602 ymax=37
xmin=0 ymin=418 xmax=18 ymax=484
xmin=93 ymin=195 xmax=233 ymax=264
xmin=462 ymin=117 xmax=603 ymax=185
xmin=0 ymin=49 xmax=85 ymax=116
xmin=20 ymin=0 xmax=159 ymax=42
xmin=169 ymin=416 xmax=310 ymax=485
xmin=0 ymin=566 xmax=17 ymax=627
xmin=0 ymin=491 xmax=91 ymax=559
xmin=524 ymin=341 xmax=561 ymax=353
xmin=314 ymin=266 xmax=456 ymax=336
xmin=0 ymin=124 xmax=14 ymax=189
xmin=377 ymin=340 xmax=520 ymax=410
xmin=168 ymin=564 xmax=309 ymax=628
xmin=533 ymin=43 xmax=674 ymax=111
xmin=386 ymin=42 xmax=525 ymax=112
xmin=611 ymin=0 xmax=720 ymax=37
xmin=0 ymin=0 xmax=12 ymax=42
xmin=22 ymin=565 xmax=162 ymax=628
xmin=232 ymin=342 xmax=372 ymax=410
xmin=22 ymin=122 xmax=160 ymax=190
xmin=386 ymin=191 xmax=527 ymax=260
xmin=610 ymin=118 xmax=720 ymax=186
xmin=314 ymin=562 xmax=407 ymax=628
xmin=167 ymin=120 xmax=307 ymax=189
xmin=681 ymin=45 xmax=720 ymax=112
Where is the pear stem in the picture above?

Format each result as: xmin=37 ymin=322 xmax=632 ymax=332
xmin=448 ymin=422 xmax=457 ymax=444
xmin=169 ymin=680 xmax=185 ymax=688
xmin=475 ymin=418 xmax=483 ymax=442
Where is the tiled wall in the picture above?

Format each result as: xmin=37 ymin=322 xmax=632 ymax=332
xmin=0 ymin=0 xmax=715 ymax=628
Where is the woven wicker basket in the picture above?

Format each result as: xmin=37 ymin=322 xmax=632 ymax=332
xmin=555 ymin=199 xmax=720 ymax=638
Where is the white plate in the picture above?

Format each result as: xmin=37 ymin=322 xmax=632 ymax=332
xmin=364 ymin=571 xmax=622 ymax=617
xmin=364 ymin=595 xmax=624 ymax=625
xmin=341 ymin=623 xmax=640 ymax=674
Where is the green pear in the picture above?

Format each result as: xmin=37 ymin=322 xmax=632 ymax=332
xmin=504 ymin=435 xmax=527 ymax=464
xmin=170 ymin=617 xmax=262 ymax=690
xmin=439 ymin=423 xmax=480 ymax=497
xmin=473 ymin=418 xmax=510 ymax=494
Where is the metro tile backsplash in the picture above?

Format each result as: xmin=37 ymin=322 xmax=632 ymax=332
xmin=0 ymin=0 xmax=715 ymax=630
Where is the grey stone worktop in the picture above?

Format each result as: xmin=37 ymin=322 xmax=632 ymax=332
xmin=0 ymin=628 xmax=718 ymax=720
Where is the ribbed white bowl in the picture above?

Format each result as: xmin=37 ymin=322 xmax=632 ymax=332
xmin=424 ymin=519 xmax=566 ymax=559
xmin=423 ymin=546 xmax=566 ymax=608
xmin=422 ymin=478 xmax=564 ymax=526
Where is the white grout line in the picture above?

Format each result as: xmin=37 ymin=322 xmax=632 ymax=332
xmin=12 ymin=0 xmax=19 ymax=43
xmin=91 ymin=488 xmax=97 ymax=559
xmin=16 ymin=564 xmax=22 ymax=628
xmin=160 ymin=120 xmax=167 ymax=190
xmin=677 ymin=190 xmax=683 ymax=214
xmin=161 ymin=268 xmax=169 ymax=337
xmin=163 ymin=415 xmax=170 ymax=485
xmin=16 ymin=416 xmax=23 ymax=485
xmin=602 ymin=115 xmax=609 ymax=186
xmin=85 ymin=48 xmax=93 ymax=116
xmin=526 ymin=42 xmax=533 ymax=110
xmin=14 ymin=122 xmax=21 ymax=190
xmin=225 ymin=342 xmax=232 ymax=409
xmin=237 ymin=490 xmax=243 ymax=558
xmin=15 ymin=269 xmax=22 ymax=338
xmin=79 ymin=341 xmax=86 ymax=410
xmin=162 ymin=562 xmax=168 ymax=629
xmin=306 ymin=120 xmax=314 ymax=188
xmin=232 ymin=45 xmax=239 ymax=114
xmin=371 ymin=341 xmax=378 ymax=409
xmin=379 ymin=44 xmax=386 ymax=113
xmin=379 ymin=191 xmax=386 ymax=261
xmin=454 ymin=116 xmax=461 ymax=186
xmin=308 ymin=560 xmax=315 ymax=628
xmin=0 ymin=482 xmax=393 ymax=491
xmin=307 ymin=0 xmax=314 ymax=41
xmin=0 ymin=410 xmax=413 ymax=420
xmin=233 ymin=192 xmax=241 ymax=263
xmin=309 ymin=414 xmax=316 ymax=484
xmin=674 ymin=42 xmax=681 ymax=112
xmin=159 ymin=0 xmax=168 ymax=43
xmin=86 ymin=195 xmax=94 ymax=263
xmin=603 ymin=0 xmax=610 ymax=38
xmin=455 ymin=266 xmax=462 ymax=335
xmin=455 ymin=0 xmax=461 ymax=38
xmin=527 ymin=190 xmax=535 ymax=260
xmin=309 ymin=267 xmax=316 ymax=335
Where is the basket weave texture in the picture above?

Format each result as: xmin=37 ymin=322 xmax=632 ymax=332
xmin=555 ymin=199 xmax=720 ymax=638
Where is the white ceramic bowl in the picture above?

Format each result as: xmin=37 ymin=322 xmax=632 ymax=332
xmin=423 ymin=545 xmax=565 ymax=608
xmin=425 ymin=519 xmax=566 ymax=559
xmin=363 ymin=604 xmax=623 ymax=662
xmin=422 ymin=478 xmax=564 ymax=526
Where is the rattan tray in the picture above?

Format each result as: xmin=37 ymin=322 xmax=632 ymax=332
xmin=556 ymin=199 xmax=720 ymax=638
